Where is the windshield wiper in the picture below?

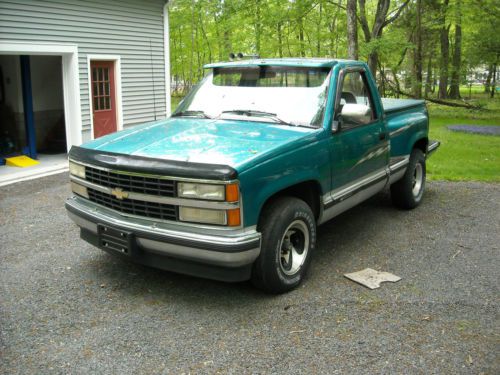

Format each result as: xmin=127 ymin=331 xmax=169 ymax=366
xmin=172 ymin=110 xmax=213 ymax=119
xmin=220 ymin=109 xmax=292 ymax=125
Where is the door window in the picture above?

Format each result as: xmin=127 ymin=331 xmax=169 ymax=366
xmin=92 ymin=67 xmax=112 ymax=111
xmin=338 ymin=71 xmax=376 ymax=127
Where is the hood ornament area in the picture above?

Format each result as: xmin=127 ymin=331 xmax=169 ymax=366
xmin=111 ymin=187 xmax=129 ymax=200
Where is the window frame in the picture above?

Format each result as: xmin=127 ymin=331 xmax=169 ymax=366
xmin=91 ymin=66 xmax=112 ymax=112
xmin=333 ymin=67 xmax=379 ymax=131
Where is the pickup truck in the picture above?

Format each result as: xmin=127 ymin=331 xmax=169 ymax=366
xmin=66 ymin=58 xmax=439 ymax=293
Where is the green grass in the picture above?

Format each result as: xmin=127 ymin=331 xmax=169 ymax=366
xmin=171 ymin=90 xmax=500 ymax=182
xmin=427 ymin=91 xmax=500 ymax=182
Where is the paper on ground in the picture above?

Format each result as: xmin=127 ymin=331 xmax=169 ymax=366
xmin=344 ymin=268 xmax=401 ymax=289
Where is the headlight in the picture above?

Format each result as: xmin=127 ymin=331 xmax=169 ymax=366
xmin=178 ymin=182 xmax=225 ymax=201
xmin=179 ymin=207 xmax=227 ymax=225
xmin=69 ymin=161 xmax=86 ymax=179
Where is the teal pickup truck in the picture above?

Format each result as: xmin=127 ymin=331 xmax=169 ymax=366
xmin=66 ymin=58 xmax=439 ymax=293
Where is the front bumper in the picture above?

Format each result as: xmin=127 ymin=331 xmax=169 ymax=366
xmin=65 ymin=196 xmax=261 ymax=282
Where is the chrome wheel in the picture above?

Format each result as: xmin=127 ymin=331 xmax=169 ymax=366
xmin=412 ymin=162 xmax=423 ymax=197
xmin=279 ymin=220 xmax=309 ymax=276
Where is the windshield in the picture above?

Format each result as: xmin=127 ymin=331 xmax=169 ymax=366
xmin=173 ymin=66 xmax=331 ymax=128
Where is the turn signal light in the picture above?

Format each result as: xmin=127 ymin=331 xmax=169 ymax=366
xmin=227 ymin=208 xmax=241 ymax=227
xmin=225 ymin=183 xmax=239 ymax=202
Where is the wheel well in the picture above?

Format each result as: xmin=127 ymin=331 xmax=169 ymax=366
xmin=260 ymin=181 xmax=322 ymax=221
xmin=414 ymin=138 xmax=428 ymax=154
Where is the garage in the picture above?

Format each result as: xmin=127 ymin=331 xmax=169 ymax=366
xmin=0 ymin=54 xmax=69 ymax=180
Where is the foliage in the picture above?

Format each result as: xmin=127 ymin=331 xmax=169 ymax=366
xmin=169 ymin=0 xmax=499 ymax=96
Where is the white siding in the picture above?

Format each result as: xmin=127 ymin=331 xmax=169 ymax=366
xmin=0 ymin=0 xmax=167 ymax=140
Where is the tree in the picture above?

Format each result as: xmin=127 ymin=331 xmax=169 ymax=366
xmin=358 ymin=0 xmax=410 ymax=77
xmin=167 ymin=0 xmax=498 ymax=102
xmin=448 ymin=0 xmax=462 ymax=99
xmin=412 ymin=0 xmax=423 ymax=98
xmin=438 ymin=0 xmax=450 ymax=99
xmin=463 ymin=0 xmax=500 ymax=96
xmin=346 ymin=0 xmax=358 ymax=59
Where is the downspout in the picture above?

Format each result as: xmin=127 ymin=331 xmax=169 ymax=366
xmin=163 ymin=1 xmax=172 ymax=117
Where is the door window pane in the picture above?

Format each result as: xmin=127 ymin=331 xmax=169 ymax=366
xmin=91 ymin=64 xmax=112 ymax=111
xmin=338 ymin=71 xmax=375 ymax=127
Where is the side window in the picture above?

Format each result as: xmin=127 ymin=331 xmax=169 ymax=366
xmin=338 ymin=71 xmax=376 ymax=128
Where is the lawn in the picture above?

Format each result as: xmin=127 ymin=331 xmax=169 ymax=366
xmin=427 ymin=89 xmax=500 ymax=182
xmin=171 ymin=89 xmax=500 ymax=182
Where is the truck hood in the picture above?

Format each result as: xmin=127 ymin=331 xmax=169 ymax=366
xmin=82 ymin=118 xmax=315 ymax=170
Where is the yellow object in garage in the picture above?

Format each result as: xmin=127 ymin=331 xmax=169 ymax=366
xmin=5 ymin=155 xmax=40 ymax=168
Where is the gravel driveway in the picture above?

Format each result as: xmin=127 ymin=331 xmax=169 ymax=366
xmin=1 ymin=173 xmax=498 ymax=374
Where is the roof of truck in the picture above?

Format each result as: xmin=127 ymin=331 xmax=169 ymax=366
xmin=204 ymin=58 xmax=362 ymax=69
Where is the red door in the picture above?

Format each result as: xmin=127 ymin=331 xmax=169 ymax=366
xmin=91 ymin=61 xmax=117 ymax=138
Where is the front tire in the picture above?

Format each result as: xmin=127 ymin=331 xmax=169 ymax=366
xmin=252 ymin=197 xmax=316 ymax=294
xmin=391 ymin=148 xmax=426 ymax=209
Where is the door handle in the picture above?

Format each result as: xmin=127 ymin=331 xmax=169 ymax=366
xmin=379 ymin=132 xmax=387 ymax=141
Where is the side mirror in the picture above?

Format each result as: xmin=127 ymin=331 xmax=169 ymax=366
xmin=339 ymin=103 xmax=372 ymax=125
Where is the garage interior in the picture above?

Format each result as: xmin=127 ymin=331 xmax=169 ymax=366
xmin=0 ymin=54 xmax=68 ymax=185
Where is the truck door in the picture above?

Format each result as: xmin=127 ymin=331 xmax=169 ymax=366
xmin=327 ymin=67 xmax=389 ymax=206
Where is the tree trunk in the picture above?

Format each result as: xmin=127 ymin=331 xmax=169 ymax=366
xmin=317 ymin=3 xmax=322 ymax=56
xmin=346 ymin=0 xmax=358 ymax=59
xmin=358 ymin=0 xmax=409 ymax=81
xmin=298 ymin=17 xmax=305 ymax=57
xmin=379 ymin=63 xmax=386 ymax=96
xmin=412 ymin=0 xmax=423 ymax=98
xmin=277 ymin=22 xmax=283 ymax=58
xmin=424 ymin=56 xmax=432 ymax=98
xmin=485 ymin=64 xmax=493 ymax=94
xmin=199 ymin=13 xmax=212 ymax=63
xmin=368 ymin=51 xmax=379 ymax=80
xmin=448 ymin=0 xmax=462 ymax=99
xmin=394 ymin=74 xmax=401 ymax=99
xmin=438 ymin=0 xmax=450 ymax=99
xmin=221 ymin=1 xmax=232 ymax=59
xmin=491 ymin=62 xmax=497 ymax=98
xmin=223 ymin=29 xmax=232 ymax=58
xmin=438 ymin=26 xmax=450 ymax=98
xmin=189 ymin=0 xmax=196 ymax=87
xmin=255 ymin=0 xmax=261 ymax=56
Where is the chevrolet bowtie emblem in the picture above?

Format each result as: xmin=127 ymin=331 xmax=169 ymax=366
xmin=111 ymin=187 xmax=128 ymax=200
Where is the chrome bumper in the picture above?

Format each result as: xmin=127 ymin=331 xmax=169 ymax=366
xmin=65 ymin=196 xmax=261 ymax=269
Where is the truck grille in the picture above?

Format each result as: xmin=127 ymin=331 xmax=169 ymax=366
xmin=85 ymin=166 xmax=176 ymax=197
xmin=88 ymin=189 xmax=177 ymax=221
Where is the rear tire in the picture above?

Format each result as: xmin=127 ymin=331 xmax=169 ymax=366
xmin=252 ymin=197 xmax=316 ymax=294
xmin=391 ymin=148 xmax=426 ymax=209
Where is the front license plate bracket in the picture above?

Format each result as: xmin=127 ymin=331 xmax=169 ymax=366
xmin=97 ymin=224 xmax=134 ymax=256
